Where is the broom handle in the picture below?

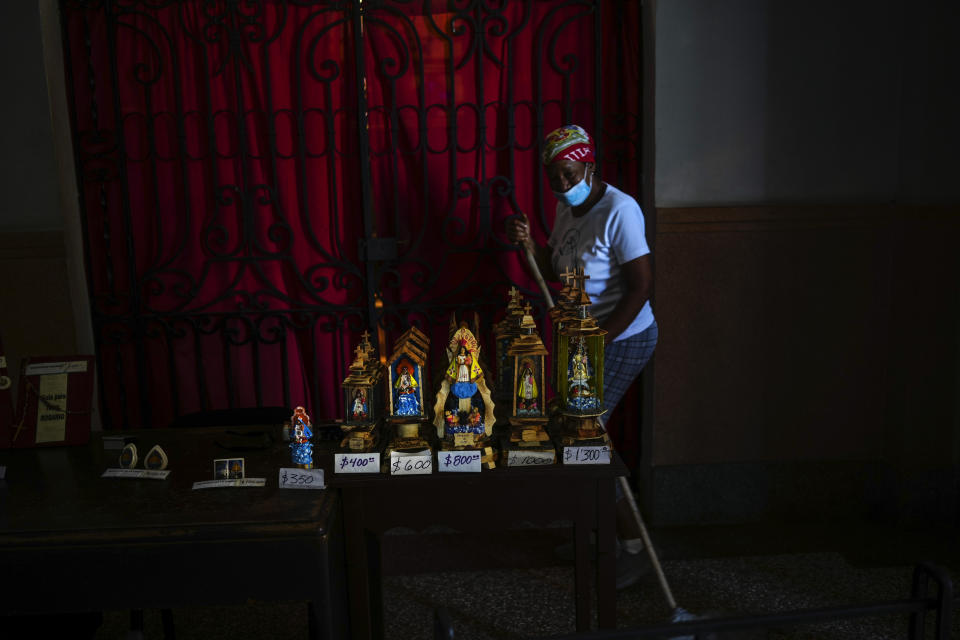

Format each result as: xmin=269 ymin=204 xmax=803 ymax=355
xmin=523 ymin=244 xmax=554 ymax=309
xmin=619 ymin=476 xmax=678 ymax=610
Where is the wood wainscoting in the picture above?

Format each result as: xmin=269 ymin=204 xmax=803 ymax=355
xmin=645 ymin=204 xmax=960 ymax=525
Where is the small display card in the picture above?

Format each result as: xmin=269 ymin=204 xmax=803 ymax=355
xmin=389 ymin=449 xmax=433 ymax=476
xmin=562 ymin=445 xmax=611 ymax=465
xmin=334 ymin=452 xmax=380 ymax=474
xmin=278 ymin=467 xmax=325 ymax=489
xmin=192 ymin=478 xmax=266 ymax=489
xmin=101 ymin=468 xmax=170 ymax=480
xmin=506 ymin=449 xmax=554 ymax=467
xmin=438 ymin=450 xmax=481 ymax=473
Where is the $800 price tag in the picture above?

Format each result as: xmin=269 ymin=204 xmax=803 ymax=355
xmin=390 ymin=451 xmax=433 ymax=476
xmin=334 ymin=452 xmax=380 ymax=474
xmin=563 ymin=445 xmax=611 ymax=465
xmin=438 ymin=450 xmax=481 ymax=473
xmin=278 ymin=467 xmax=325 ymax=489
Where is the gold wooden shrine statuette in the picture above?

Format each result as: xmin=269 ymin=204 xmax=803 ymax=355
xmin=432 ymin=316 xmax=496 ymax=469
xmin=506 ymin=306 xmax=555 ymax=459
xmin=384 ymin=326 xmax=433 ymax=454
xmin=493 ymin=286 xmax=527 ymax=406
xmin=553 ymin=268 xmax=609 ymax=445
xmin=339 ymin=331 xmax=384 ymax=452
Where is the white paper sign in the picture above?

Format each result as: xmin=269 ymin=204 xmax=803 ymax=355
xmin=25 ymin=361 xmax=88 ymax=375
xmin=192 ymin=478 xmax=266 ymax=489
xmin=437 ymin=450 xmax=481 ymax=473
xmin=334 ymin=452 xmax=380 ymax=474
xmin=506 ymin=449 xmax=555 ymax=467
xmin=562 ymin=445 xmax=611 ymax=465
xmin=389 ymin=450 xmax=433 ymax=476
xmin=278 ymin=467 xmax=325 ymax=489
xmin=101 ymin=468 xmax=170 ymax=480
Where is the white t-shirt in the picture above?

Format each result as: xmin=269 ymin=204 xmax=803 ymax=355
xmin=547 ymin=184 xmax=654 ymax=341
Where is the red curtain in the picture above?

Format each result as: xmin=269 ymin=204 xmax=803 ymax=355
xmin=63 ymin=1 xmax=643 ymax=465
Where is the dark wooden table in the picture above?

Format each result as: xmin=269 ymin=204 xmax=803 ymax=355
xmin=327 ymin=446 xmax=625 ymax=640
xmin=0 ymin=427 xmax=346 ymax=639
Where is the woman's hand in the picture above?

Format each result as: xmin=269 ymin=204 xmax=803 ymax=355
xmin=506 ymin=213 xmax=534 ymax=251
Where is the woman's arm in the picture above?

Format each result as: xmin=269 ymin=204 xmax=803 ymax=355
xmin=600 ymin=254 xmax=652 ymax=343
xmin=506 ymin=213 xmax=558 ymax=282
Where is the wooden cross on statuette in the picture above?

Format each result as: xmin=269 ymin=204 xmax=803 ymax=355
xmin=559 ymin=268 xmax=577 ymax=286
xmin=509 ymin=286 xmax=521 ymax=308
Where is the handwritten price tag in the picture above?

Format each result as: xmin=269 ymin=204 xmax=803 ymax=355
xmin=506 ymin=449 xmax=555 ymax=467
xmin=389 ymin=450 xmax=433 ymax=476
xmin=563 ymin=445 xmax=611 ymax=465
xmin=334 ymin=452 xmax=380 ymax=474
xmin=278 ymin=467 xmax=325 ymax=489
xmin=101 ymin=468 xmax=170 ymax=480
xmin=192 ymin=478 xmax=266 ymax=489
xmin=438 ymin=450 xmax=481 ymax=473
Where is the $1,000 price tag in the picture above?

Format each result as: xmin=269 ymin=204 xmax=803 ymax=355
xmin=334 ymin=452 xmax=380 ymax=474
xmin=563 ymin=445 xmax=611 ymax=465
xmin=278 ymin=467 xmax=325 ymax=489
xmin=438 ymin=450 xmax=481 ymax=473
xmin=506 ymin=449 xmax=554 ymax=467
xmin=389 ymin=450 xmax=432 ymax=476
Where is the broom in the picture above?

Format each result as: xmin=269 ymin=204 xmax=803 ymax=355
xmin=515 ymin=219 xmax=698 ymax=633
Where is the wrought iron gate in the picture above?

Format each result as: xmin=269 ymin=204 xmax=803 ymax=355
xmin=60 ymin=0 xmax=643 ymax=429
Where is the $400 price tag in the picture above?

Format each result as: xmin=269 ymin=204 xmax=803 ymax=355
xmin=563 ymin=445 xmax=611 ymax=465
xmin=390 ymin=450 xmax=433 ymax=476
xmin=438 ymin=450 xmax=481 ymax=473
xmin=278 ymin=467 xmax=325 ymax=489
xmin=334 ymin=452 xmax=380 ymax=474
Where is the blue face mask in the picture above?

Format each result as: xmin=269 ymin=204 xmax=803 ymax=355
xmin=553 ymin=173 xmax=592 ymax=207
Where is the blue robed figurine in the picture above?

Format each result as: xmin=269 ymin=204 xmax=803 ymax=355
xmin=289 ymin=406 xmax=314 ymax=468
xmin=393 ymin=364 xmax=420 ymax=416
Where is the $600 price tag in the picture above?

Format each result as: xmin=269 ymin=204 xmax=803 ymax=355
xmin=438 ymin=450 xmax=481 ymax=473
xmin=390 ymin=451 xmax=432 ymax=475
xmin=563 ymin=445 xmax=611 ymax=465
xmin=334 ymin=452 xmax=380 ymax=474
xmin=278 ymin=467 xmax=325 ymax=489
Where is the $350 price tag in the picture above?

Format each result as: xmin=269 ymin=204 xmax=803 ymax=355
xmin=390 ymin=450 xmax=432 ymax=475
xmin=278 ymin=467 xmax=325 ymax=489
xmin=563 ymin=445 xmax=611 ymax=465
xmin=334 ymin=452 xmax=380 ymax=474
xmin=438 ymin=450 xmax=481 ymax=473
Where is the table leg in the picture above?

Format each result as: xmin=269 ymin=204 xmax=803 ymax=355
xmin=596 ymin=476 xmax=617 ymax=628
xmin=573 ymin=490 xmax=592 ymax=631
xmin=367 ymin=530 xmax=384 ymax=640
xmin=342 ymin=488 xmax=372 ymax=640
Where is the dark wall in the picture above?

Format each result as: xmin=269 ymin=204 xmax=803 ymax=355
xmin=648 ymin=0 xmax=960 ymax=525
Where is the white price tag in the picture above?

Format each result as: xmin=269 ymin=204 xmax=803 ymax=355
xmin=562 ymin=445 xmax=611 ymax=465
xmin=101 ymin=468 xmax=170 ymax=480
xmin=506 ymin=449 xmax=554 ymax=467
xmin=334 ymin=452 xmax=380 ymax=474
xmin=389 ymin=450 xmax=433 ymax=476
xmin=278 ymin=467 xmax=325 ymax=489
xmin=438 ymin=450 xmax=481 ymax=473
xmin=192 ymin=478 xmax=266 ymax=489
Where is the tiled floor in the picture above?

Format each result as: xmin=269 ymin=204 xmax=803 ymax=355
xmin=80 ymin=520 xmax=959 ymax=639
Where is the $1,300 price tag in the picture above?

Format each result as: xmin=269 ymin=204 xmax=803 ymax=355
xmin=390 ymin=450 xmax=433 ymax=476
xmin=334 ymin=452 xmax=380 ymax=474
xmin=563 ymin=445 xmax=611 ymax=465
xmin=278 ymin=467 xmax=325 ymax=489
xmin=438 ymin=450 xmax=481 ymax=473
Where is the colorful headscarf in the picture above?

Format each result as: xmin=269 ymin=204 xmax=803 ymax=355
xmin=541 ymin=124 xmax=595 ymax=165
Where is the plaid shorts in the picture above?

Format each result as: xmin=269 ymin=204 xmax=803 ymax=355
xmin=602 ymin=320 xmax=658 ymax=418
